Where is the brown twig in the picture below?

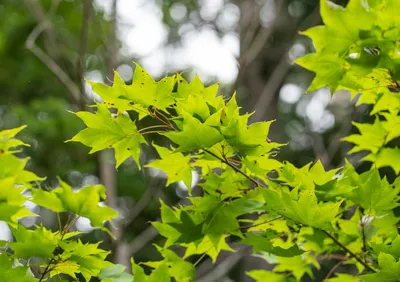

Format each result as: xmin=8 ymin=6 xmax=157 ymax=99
xmin=322 ymin=230 xmax=376 ymax=273
xmin=240 ymin=216 xmax=283 ymax=230
xmin=324 ymin=260 xmax=344 ymax=281
xmin=203 ymin=148 xmax=266 ymax=188
xmin=38 ymin=258 xmax=55 ymax=282
xmin=137 ymin=125 xmax=170 ymax=133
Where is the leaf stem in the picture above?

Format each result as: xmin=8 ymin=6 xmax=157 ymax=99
xmin=322 ymin=230 xmax=376 ymax=273
xmin=203 ymin=149 xmax=266 ymax=188
xmin=56 ymin=213 xmax=62 ymax=234
xmin=151 ymin=108 xmax=175 ymax=130
xmin=141 ymin=130 xmax=169 ymax=136
xmin=193 ymin=253 xmax=207 ymax=267
xmin=137 ymin=125 xmax=170 ymax=133
xmin=240 ymin=216 xmax=283 ymax=230
xmin=38 ymin=258 xmax=55 ymax=282
xmin=154 ymin=108 xmax=172 ymax=123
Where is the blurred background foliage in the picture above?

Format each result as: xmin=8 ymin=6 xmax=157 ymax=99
xmin=0 ymin=0 xmax=372 ymax=281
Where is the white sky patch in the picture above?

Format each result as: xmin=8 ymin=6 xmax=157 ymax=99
xmin=0 ymin=221 xmax=12 ymax=241
xmin=279 ymin=83 xmax=303 ymax=104
xmin=76 ymin=216 xmax=95 ymax=233
xmin=170 ymin=3 xmax=188 ymax=23
xmin=94 ymin=0 xmax=239 ymax=83
xmin=178 ymin=27 xmax=239 ymax=83
xmin=84 ymin=70 xmax=103 ymax=101
xmin=200 ymin=0 xmax=224 ymax=21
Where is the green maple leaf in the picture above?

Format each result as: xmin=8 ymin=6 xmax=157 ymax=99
xmin=247 ymin=270 xmax=291 ymax=282
xmin=31 ymin=179 xmax=119 ymax=231
xmin=278 ymin=161 xmax=340 ymax=191
xmin=146 ymin=144 xmax=193 ymax=193
xmin=372 ymin=235 xmax=400 ymax=260
xmin=60 ymin=240 xmax=112 ymax=281
xmin=0 ymin=125 xmax=29 ymax=154
xmin=342 ymin=117 xmax=387 ymax=154
xmin=202 ymin=202 xmax=241 ymax=236
xmin=296 ymin=0 xmax=377 ymax=93
xmin=241 ymin=233 xmax=304 ymax=257
xmin=87 ymin=71 xmax=148 ymax=117
xmin=220 ymin=114 xmax=273 ymax=155
xmin=176 ymin=93 xmax=212 ymax=122
xmin=381 ymin=112 xmax=400 ymax=143
xmin=157 ymin=247 xmax=195 ymax=282
xmin=348 ymin=169 xmax=400 ymax=212
xmin=295 ymin=52 xmax=348 ymax=93
xmin=9 ymin=226 xmax=58 ymax=259
xmin=99 ymin=264 xmax=134 ymax=282
xmin=201 ymin=170 xmax=250 ymax=199
xmin=49 ymin=261 xmax=80 ymax=280
xmin=0 ymin=177 xmax=37 ymax=227
xmin=152 ymin=201 xmax=182 ymax=247
xmin=68 ymin=103 xmax=147 ymax=168
xmin=169 ymin=211 xmax=204 ymax=244
xmin=202 ymin=197 xmax=264 ymax=236
xmin=163 ymin=111 xmax=223 ymax=152
xmin=0 ymin=154 xmax=44 ymax=184
xmin=263 ymin=188 xmax=341 ymax=230
xmin=302 ymin=0 xmax=374 ymax=54
xmin=274 ymin=255 xmax=317 ymax=281
xmin=123 ymin=63 xmax=175 ymax=110
xmin=359 ymin=253 xmax=400 ymax=282
xmin=243 ymin=154 xmax=283 ymax=179
xmin=131 ymin=259 xmax=170 ymax=282
xmin=184 ymin=234 xmax=234 ymax=263
xmin=372 ymin=93 xmax=400 ymax=115
xmin=364 ymin=147 xmax=400 ymax=174
xmin=0 ymin=254 xmax=36 ymax=282
xmin=175 ymin=73 xmax=220 ymax=101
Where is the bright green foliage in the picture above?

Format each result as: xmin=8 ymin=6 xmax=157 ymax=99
xmin=31 ymin=179 xmax=119 ymax=231
xmin=0 ymin=127 xmax=120 ymax=281
xmin=264 ymin=188 xmax=341 ymax=230
xmin=0 ymin=254 xmax=36 ymax=282
xmin=1 ymin=0 xmax=400 ymax=280
xmin=99 ymin=264 xmax=134 ymax=282
xmin=297 ymin=0 xmax=400 ymax=174
xmin=68 ymin=103 xmax=147 ymax=168
xmin=163 ymin=111 xmax=224 ymax=152
xmin=247 ymin=270 xmax=293 ymax=282
xmin=146 ymin=144 xmax=193 ymax=192
xmin=68 ymin=30 xmax=399 ymax=279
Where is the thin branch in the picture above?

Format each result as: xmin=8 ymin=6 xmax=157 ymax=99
xmin=238 ymin=1 xmax=285 ymax=70
xmin=360 ymin=211 xmax=368 ymax=253
xmin=324 ymin=260 xmax=344 ymax=281
xmin=240 ymin=216 xmax=283 ymax=230
xmin=76 ymin=0 xmax=92 ymax=107
xmin=123 ymin=177 xmax=162 ymax=228
xmin=128 ymin=225 xmax=159 ymax=255
xmin=24 ymin=1 xmax=81 ymax=105
xmin=137 ymin=125 xmax=170 ymax=133
xmin=322 ymin=230 xmax=376 ymax=273
xmin=203 ymin=148 xmax=266 ymax=188
xmin=38 ymin=258 xmax=55 ymax=282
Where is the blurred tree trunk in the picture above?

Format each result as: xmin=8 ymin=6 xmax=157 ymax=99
xmin=98 ymin=0 xmax=130 ymax=270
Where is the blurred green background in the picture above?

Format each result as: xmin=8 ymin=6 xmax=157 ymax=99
xmin=0 ymin=0 xmax=371 ymax=281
